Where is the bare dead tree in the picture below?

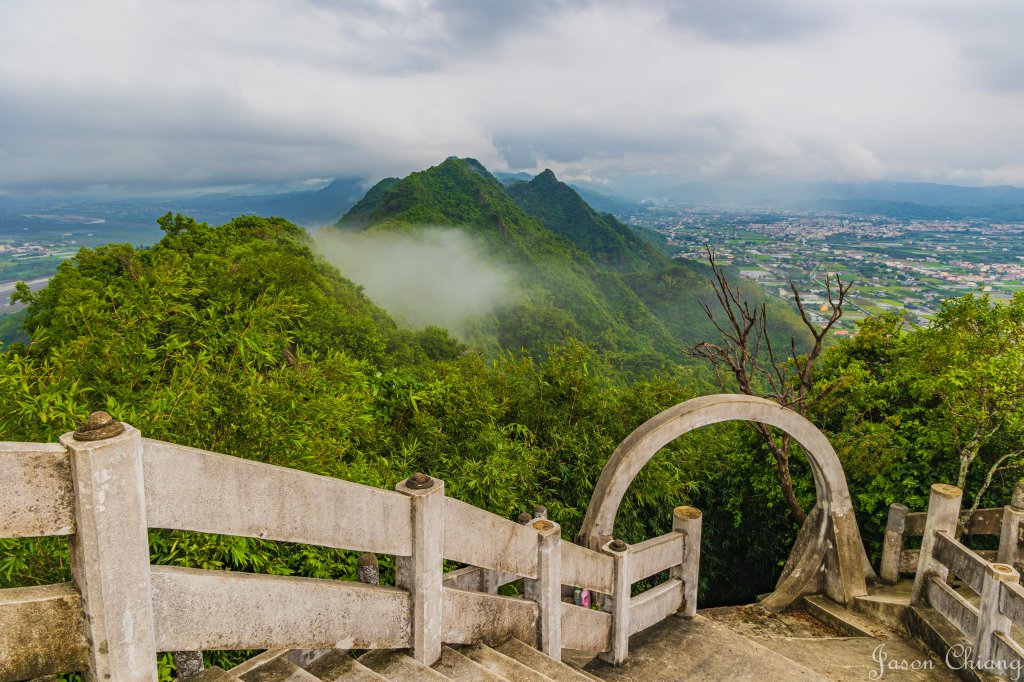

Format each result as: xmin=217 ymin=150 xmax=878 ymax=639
xmin=691 ymin=247 xmax=853 ymax=525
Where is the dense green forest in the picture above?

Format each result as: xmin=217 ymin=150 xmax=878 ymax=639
xmin=1 ymin=158 xmax=1023 ymax=675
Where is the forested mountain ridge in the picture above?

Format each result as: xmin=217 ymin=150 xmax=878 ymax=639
xmin=506 ymin=169 xmax=669 ymax=273
xmin=499 ymin=166 xmax=808 ymax=351
xmin=335 ymin=157 xmax=680 ymax=367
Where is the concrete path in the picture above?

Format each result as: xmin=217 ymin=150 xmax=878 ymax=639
xmin=581 ymin=614 xmax=829 ymax=681
xmin=705 ymin=602 xmax=960 ymax=681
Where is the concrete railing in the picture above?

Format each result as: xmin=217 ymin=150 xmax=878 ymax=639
xmin=879 ymin=480 xmax=1024 ymax=584
xmin=910 ymin=483 xmax=1024 ymax=676
xmin=0 ymin=413 xmax=703 ymax=681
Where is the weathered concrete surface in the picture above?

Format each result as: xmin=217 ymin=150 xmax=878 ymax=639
xmin=560 ymin=601 xmax=611 ymax=652
xmin=496 ymin=637 xmax=596 ymax=681
xmin=432 ymin=646 xmax=505 ymax=681
xmin=143 ymin=439 xmax=414 ymax=556
xmin=912 ymin=484 xmax=964 ymax=603
xmin=62 ymin=424 xmax=157 ymax=681
xmin=151 ymin=565 xmax=411 ymax=651
xmin=582 ymin=613 xmax=829 ymax=681
xmin=578 ymin=394 xmax=872 ymax=610
xmin=628 ymin=579 xmax=683 ymax=635
xmin=190 ymin=667 xmax=243 ymax=681
xmin=671 ymin=506 xmax=701 ymax=618
xmin=444 ymin=497 xmax=539 ymax=578
xmin=0 ymin=582 xmax=87 ymax=681
xmin=881 ymin=503 xmax=910 ymax=584
xmin=457 ymin=643 xmax=552 ymax=682
xmin=396 ymin=475 xmax=445 ymax=665
xmin=599 ymin=539 xmax=630 ymax=664
xmin=756 ymin=636 xmax=960 ymax=681
xmin=303 ymin=650 xmax=387 ymax=681
xmin=0 ymin=442 xmax=75 ymax=538
xmin=237 ymin=657 xmax=320 ymax=681
xmin=855 ymin=580 xmax=915 ymax=633
xmin=803 ymin=594 xmax=884 ymax=637
xmin=523 ymin=518 xmax=562 ymax=658
xmin=560 ymin=541 xmax=614 ymax=595
xmin=357 ymin=650 xmax=448 ymax=680
xmin=442 ymin=587 xmax=539 ymax=647
xmin=903 ymin=605 xmax=995 ymax=682
xmin=707 ymin=602 xmax=960 ymax=681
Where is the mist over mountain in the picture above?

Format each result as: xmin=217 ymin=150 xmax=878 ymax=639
xmin=315 ymin=227 xmax=519 ymax=340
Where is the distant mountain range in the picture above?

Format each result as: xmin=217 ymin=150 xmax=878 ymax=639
xmin=570 ymin=177 xmax=1024 ymax=220
xmin=5 ymin=171 xmax=1023 ymax=225
xmin=159 ymin=177 xmax=369 ymax=226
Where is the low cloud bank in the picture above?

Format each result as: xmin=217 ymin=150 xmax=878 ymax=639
xmin=315 ymin=228 xmax=518 ymax=337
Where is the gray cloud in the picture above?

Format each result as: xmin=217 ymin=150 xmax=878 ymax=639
xmin=0 ymin=0 xmax=1022 ymax=193
xmin=661 ymin=0 xmax=836 ymax=43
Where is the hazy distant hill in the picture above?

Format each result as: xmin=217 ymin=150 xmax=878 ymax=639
xmin=567 ymin=185 xmax=640 ymax=215
xmin=165 ymin=177 xmax=367 ymax=226
xmin=598 ymin=176 xmax=1024 ymax=220
xmin=797 ymin=198 xmax=1024 ymax=221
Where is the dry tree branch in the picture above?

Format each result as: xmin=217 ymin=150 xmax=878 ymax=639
xmin=689 ymin=249 xmax=853 ymax=525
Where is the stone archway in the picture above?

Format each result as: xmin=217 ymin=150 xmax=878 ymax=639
xmin=578 ymin=394 xmax=874 ymax=609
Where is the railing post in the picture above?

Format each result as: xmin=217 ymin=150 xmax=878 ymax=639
xmin=974 ymin=562 xmax=1019 ymax=664
xmin=599 ymin=539 xmax=631 ymax=665
xmin=61 ymin=412 xmax=157 ymax=681
xmin=358 ymin=553 xmax=380 ymax=585
xmin=911 ymin=483 xmax=963 ymax=604
xmin=172 ymin=651 xmax=203 ymax=678
xmin=395 ymin=472 xmax=444 ymax=666
xmin=525 ymin=518 xmax=562 ymax=659
xmin=672 ymin=506 xmax=702 ymax=618
xmin=879 ymin=503 xmax=909 ymax=585
xmin=997 ymin=481 xmax=1024 ymax=566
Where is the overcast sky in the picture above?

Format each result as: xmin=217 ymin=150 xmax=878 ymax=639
xmin=1 ymin=0 xmax=1023 ymax=193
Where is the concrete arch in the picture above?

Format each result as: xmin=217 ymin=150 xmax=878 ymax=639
xmin=578 ymin=394 xmax=872 ymax=609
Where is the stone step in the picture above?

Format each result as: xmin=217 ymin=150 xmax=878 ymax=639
xmin=228 ymin=650 xmax=295 ymax=677
xmin=303 ymin=650 xmax=388 ymax=681
xmin=432 ymin=645 xmax=508 ymax=681
xmin=705 ymin=598 xmax=960 ymax=681
xmin=238 ymin=657 xmax=322 ymax=682
xmin=457 ymin=643 xmax=556 ymax=681
xmin=357 ymin=650 xmax=449 ymax=681
xmin=853 ymin=580 xmax=914 ymax=633
xmin=802 ymin=595 xmax=885 ymax=638
xmin=189 ymin=667 xmax=244 ymax=682
xmin=495 ymin=638 xmax=599 ymax=681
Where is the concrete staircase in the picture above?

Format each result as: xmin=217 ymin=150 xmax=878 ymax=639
xmin=186 ymin=597 xmax=963 ymax=682
xmin=189 ymin=639 xmax=600 ymax=682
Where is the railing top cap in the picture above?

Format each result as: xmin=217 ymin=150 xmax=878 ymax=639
xmin=674 ymin=506 xmax=702 ymax=520
xmin=931 ymin=483 xmax=963 ymax=498
xmin=73 ymin=411 xmax=124 ymax=441
xmin=990 ymin=562 xmax=1019 ymax=580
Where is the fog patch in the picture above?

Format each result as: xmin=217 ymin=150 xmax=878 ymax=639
xmin=315 ymin=228 xmax=519 ymax=337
